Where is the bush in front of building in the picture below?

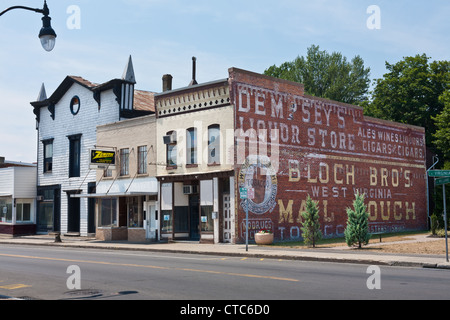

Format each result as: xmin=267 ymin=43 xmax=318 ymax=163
xmin=344 ymin=192 xmax=370 ymax=249
xmin=300 ymin=195 xmax=323 ymax=248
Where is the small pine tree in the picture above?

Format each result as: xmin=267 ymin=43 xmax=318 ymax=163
xmin=344 ymin=192 xmax=370 ymax=248
xmin=301 ymin=195 xmax=322 ymax=248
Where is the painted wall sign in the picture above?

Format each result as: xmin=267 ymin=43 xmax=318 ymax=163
xmin=229 ymin=68 xmax=427 ymax=242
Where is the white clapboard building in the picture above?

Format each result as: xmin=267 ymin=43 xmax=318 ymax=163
xmin=30 ymin=57 xmax=155 ymax=235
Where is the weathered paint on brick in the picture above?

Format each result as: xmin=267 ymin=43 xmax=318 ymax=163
xmin=229 ymin=68 xmax=427 ymax=242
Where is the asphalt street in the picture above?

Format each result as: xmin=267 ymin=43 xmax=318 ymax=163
xmin=1 ymin=244 xmax=450 ymax=301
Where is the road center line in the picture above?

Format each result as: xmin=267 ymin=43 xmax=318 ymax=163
xmin=0 ymin=253 xmax=299 ymax=283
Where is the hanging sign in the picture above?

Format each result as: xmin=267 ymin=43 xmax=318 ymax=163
xmin=90 ymin=149 xmax=116 ymax=168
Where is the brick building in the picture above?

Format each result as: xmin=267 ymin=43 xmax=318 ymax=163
xmin=153 ymin=66 xmax=427 ymax=243
xmin=155 ymin=69 xmax=235 ymax=243
xmin=229 ymin=68 xmax=427 ymax=242
xmin=92 ymin=114 xmax=158 ymax=242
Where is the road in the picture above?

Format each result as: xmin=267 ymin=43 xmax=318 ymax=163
xmin=1 ymin=244 xmax=449 ymax=302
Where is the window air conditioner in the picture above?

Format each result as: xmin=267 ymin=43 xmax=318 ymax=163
xmin=183 ymin=185 xmax=198 ymax=195
xmin=183 ymin=185 xmax=193 ymax=195
xmin=163 ymin=132 xmax=177 ymax=144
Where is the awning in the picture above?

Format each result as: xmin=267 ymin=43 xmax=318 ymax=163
xmin=71 ymin=192 xmax=157 ymax=198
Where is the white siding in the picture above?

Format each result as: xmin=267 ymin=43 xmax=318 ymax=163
xmin=0 ymin=168 xmax=14 ymax=195
xmin=37 ymin=83 xmax=120 ymax=235
xmin=13 ymin=167 xmax=37 ymax=198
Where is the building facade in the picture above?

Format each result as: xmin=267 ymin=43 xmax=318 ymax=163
xmin=229 ymin=68 xmax=427 ymax=242
xmin=154 ymin=67 xmax=428 ymax=244
xmin=0 ymin=158 xmax=37 ymax=236
xmin=155 ymin=77 xmax=236 ymax=243
xmin=92 ymin=114 xmax=158 ymax=242
xmin=29 ymin=58 xmax=427 ymax=243
xmin=30 ymin=57 xmax=154 ymax=236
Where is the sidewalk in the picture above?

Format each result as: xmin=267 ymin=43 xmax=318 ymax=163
xmin=1 ymin=234 xmax=449 ymax=270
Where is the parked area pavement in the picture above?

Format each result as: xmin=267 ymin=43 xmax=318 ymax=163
xmin=0 ymin=233 xmax=449 ymax=270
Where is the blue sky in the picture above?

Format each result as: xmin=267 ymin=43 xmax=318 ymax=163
xmin=1 ymin=0 xmax=449 ymax=163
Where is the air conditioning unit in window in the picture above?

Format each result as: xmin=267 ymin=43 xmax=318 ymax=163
xmin=163 ymin=132 xmax=177 ymax=144
xmin=183 ymin=185 xmax=198 ymax=195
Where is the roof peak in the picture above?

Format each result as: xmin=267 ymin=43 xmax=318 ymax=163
xmin=122 ymin=55 xmax=136 ymax=84
xmin=37 ymin=83 xmax=47 ymax=101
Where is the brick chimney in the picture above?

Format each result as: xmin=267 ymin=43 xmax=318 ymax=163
xmin=162 ymin=74 xmax=173 ymax=92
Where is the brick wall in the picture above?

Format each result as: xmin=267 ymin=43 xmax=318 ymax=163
xmin=229 ymin=68 xmax=427 ymax=242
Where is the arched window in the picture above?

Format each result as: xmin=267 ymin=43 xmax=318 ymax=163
xmin=208 ymin=124 xmax=220 ymax=164
xmin=186 ymin=127 xmax=197 ymax=165
xmin=166 ymin=131 xmax=177 ymax=167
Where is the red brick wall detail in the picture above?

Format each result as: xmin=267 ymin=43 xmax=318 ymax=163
xmin=229 ymin=68 xmax=427 ymax=242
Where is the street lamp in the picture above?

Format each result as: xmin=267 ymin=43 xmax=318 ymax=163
xmin=0 ymin=1 xmax=57 ymax=52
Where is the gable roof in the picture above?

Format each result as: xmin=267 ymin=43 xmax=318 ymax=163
xmin=31 ymin=75 xmax=155 ymax=121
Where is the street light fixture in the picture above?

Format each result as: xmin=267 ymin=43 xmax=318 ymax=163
xmin=0 ymin=1 xmax=57 ymax=52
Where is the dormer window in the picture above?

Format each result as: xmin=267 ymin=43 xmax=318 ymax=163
xmin=70 ymin=96 xmax=81 ymax=115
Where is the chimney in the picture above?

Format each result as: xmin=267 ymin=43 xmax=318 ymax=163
xmin=162 ymin=74 xmax=173 ymax=92
xmin=189 ymin=57 xmax=198 ymax=86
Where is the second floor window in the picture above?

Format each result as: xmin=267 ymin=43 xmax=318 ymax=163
xmin=186 ymin=127 xmax=197 ymax=165
xmin=166 ymin=131 xmax=177 ymax=167
xmin=138 ymin=146 xmax=147 ymax=174
xmin=68 ymin=134 xmax=81 ymax=178
xmin=120 ymin=148 xmax=129 ymax=176
xmin=208 ymin=124 xmax=220 ymax=164
xmin=43 ymin=139 xmax=53 ymax=173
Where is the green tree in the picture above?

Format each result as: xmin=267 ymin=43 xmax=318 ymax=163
xmin=300 ymin=195 xmax=322 ymax=248
xmin=344 ymin=192 xmax=370 ymax=249
xmin=433 ymin=90 xmax=450 ymax=167
xmin=364 ymin=54 xmax=450 ymax=148
xmin=264 ymin=45 xmax=371 ymax=105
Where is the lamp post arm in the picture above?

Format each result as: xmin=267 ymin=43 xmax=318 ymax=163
xmin=0 ymin=6 xmax=45 ymax=17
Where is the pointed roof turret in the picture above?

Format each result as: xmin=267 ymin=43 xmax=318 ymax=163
xmin=37 ymin=83 xmax=47 ymax=101
xmin=122 ymin=55 xmax=136 ymax=84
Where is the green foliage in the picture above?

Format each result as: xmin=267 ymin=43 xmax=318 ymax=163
xmin=264 ymin=45 xmax=371 ymax=105
xmin=364 ymin=54 xmax=450 ymax=149
xmin=433 ymin=91 xmax=450 ymax=162
xmin=430 ymin=214 xmax=439 ymax=235
xmin=344 ymin=192 xmax=370 ymax=248
xmin=300 ymin=195 xmax=322 ymax=248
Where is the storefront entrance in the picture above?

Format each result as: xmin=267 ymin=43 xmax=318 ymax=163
xmin=37 ymin=185 xmax=60 ymax=234
xmin=189 ymin=195 xmax=200 ymax=241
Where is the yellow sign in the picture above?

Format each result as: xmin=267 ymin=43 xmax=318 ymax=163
xmin=90 ymin=150 xmax=116 ymax=165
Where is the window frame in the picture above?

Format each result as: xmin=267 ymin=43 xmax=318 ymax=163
xmin=68 ymin=134 xmax=82 ymax=178
xmin=42 ymin=139 xmax=54 ymax=173
xmin=186 ymin=127 xmax=197 ymax=166
xmin=120 ymin=148 xmax=130 ymax=176
xmin=166 ymin=131 xmax=177 ymax=168
xmin=137 ymin=145 xmax=147 ymax=175
xmin=208 ymin=124 xmax=220 ymax=165
xmin=70 ymin=96 xmax=81 ymax=115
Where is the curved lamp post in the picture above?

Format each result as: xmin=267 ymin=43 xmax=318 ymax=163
xmin=0 ymin=0 xmax=57 ymax=52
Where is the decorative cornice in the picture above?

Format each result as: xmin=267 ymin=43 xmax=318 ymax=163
xmin=155 ymin=80 xmax=230 ymax=118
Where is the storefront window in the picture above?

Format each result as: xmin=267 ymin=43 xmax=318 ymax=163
xmin=201 ymin=205 xmax=214 ymax=232
xmin=16 ymin=202 xmax=32 ymax=222
xmin=99 ymin=198 xmax=117 ymax=227
xmin=0 ymin=198 xmax=13 ymax=223
xmin=128 ymin=197 xmax=143 ymax=228
xmin=161 ymin=210 xmax=172 ymax=233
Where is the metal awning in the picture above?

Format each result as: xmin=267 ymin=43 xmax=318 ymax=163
xmin=71 ymin=192 xmax=157 ymax=198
